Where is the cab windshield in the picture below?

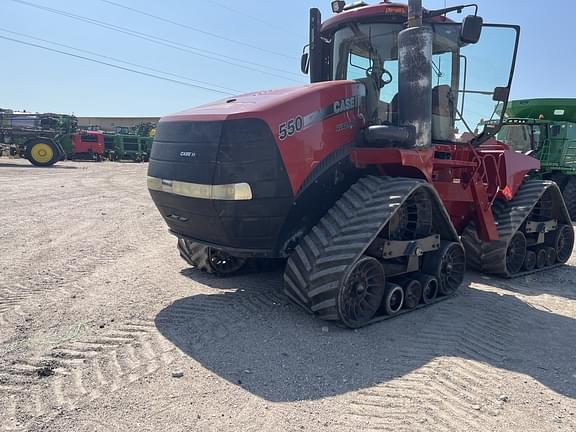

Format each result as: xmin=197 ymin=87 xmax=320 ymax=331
xmin=331 ymin=21 xmax=519 ymax=143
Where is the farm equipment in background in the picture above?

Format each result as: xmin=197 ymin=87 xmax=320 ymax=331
xmin=147 ymin=0 xmax=575 ymax=328
xmin=139 ymin=136 xmax=154 ymax=162
xmin=103 ymin=132 xmax=117 ymax=160
xmin=134 ymin=122 xmax=156 ymax=138
xmin=71 ymin=131 xmax=105 ymax=161
xmin=0 ymin=110 xmax=104 ymax=164
xmin=0 ymin=110 xmax=75 ymax=166
xmin=498 ymin=99 xmax=576 ymax=219
xmin=104 ymin=124 xmax=156 ymax=162
xmin=135 ymin=122 xmax=156 ymax=162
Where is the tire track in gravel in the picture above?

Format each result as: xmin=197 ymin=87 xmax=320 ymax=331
xmin=0 ymin=164 xmax=158 ymax=328
xmin=338 ymin=284 xmax=522 ymax=432
xmin=0 ymin=319 xmax=177 ymax=431
xmin=155 ymin=271 xmax=287 ymax=349
xmin=0 ymin=269 xmax=286 ymax=430
xmin=0 ymin=217 xmax=137 ymax=327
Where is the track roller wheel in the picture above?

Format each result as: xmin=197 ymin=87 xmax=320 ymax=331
xmin=547 ymin=224 xmax=574 ymax=264
xmin=414 ymin=274 xmax=438 ymax=304
xmin=177 ymin=238 xmax=246 ymax=275
xmin=422 ymin=242 xmax=465 ymax=296
xmin=544 ymin=247 xmax=557 ymax=267
xmin=535 ymin=248 xmax=547 ymax=269
xmin=523 ymin=250 xmax=536 ymax=271
xmin=394 ymin=277 xmax=422 ymax=310
xmin=337 ymin=257 xmax=386 ymax=328
xmin=380 ymin=283 xmax=404 ymax=316
xmin=505 ymin=232 xmax=527 ymax=275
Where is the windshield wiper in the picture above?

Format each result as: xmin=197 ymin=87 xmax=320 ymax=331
xmin=425 ymin=4 xmax=478 ymax=18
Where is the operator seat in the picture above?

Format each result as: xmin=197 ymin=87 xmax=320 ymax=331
xmin=357 ymin=77 xmax=381 ymax=124
xmin=386 ymin=85 xmax=455 ymax=142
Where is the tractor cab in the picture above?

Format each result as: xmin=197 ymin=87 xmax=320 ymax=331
xmin=499 ymin=117 xmax=576 ymax=169
xmin=500 ymin=99 xmax=576 ymax=169
xmin=303 ymin=2 xmax=519 ymax=146
xmin=497 ymin=118 xmax=549 ymax=154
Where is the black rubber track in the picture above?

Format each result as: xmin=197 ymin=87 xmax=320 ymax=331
xmin=561 ymin=177 xmax=576 ymax=221
xmin=462 ymin=179 xmax=572 ymax=278
xmin=283 ymin=176 xmax=460 ymax=324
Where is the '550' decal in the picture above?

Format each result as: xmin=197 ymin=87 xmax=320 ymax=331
xmin=278 ymin=116 xmax=304 ymax=141
xmin=277 ymin=96 xmax=360 ymax=141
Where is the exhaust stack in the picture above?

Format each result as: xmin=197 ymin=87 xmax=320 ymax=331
xmin=398 ymin=0 xmax=433 ymax=148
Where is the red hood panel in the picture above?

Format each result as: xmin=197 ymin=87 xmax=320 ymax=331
xmin=159 ymin=80 xmax=367 ymax=194
xmin=161 ymin=81 xmax=359 ymax=122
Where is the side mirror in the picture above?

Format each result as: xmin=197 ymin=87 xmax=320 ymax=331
xmin=301 ymin=50 xmax=310 ymax=75
xmin=493 ymin=87 xmax=509 ymax=102
xmin=460 ymin=15 xmax=483 ymax=44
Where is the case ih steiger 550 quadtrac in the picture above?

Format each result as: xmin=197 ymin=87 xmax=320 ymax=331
xmin=148 ymin=1 xmax=574 ymax=328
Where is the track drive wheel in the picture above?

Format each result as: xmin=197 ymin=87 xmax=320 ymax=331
xmin=422 ymin=242 xmax=465 ymax=296
xmin=505 ymin=232 xmax=527 ymax=275
xmin=337 ymin=256 xmax=386 ymax=328
xmin=177 ymin=238 xmax=246 ymax=275
xmin=387 ymin=189 xmax=433 ymax=240
xmin=548 ymin=224 xmax=574 ymax=264
xmin=25 ymin=139 xmax=59 ymax=167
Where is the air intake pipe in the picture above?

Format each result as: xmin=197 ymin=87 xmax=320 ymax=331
xmin=397 ymin=0 xmax=433 ymax=148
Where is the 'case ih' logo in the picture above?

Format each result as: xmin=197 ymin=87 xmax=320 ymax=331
xmin=179 ymin=151 xmax=197 ymax=158
xmin=333 ymin=97 xmax=357 ymax=114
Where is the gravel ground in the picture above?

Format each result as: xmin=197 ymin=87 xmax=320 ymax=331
xmin=0 ymin=158 xmax=575 ymax=432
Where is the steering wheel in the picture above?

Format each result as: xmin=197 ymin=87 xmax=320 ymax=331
xmin=366 ymin=67 xmax=393 ymax=87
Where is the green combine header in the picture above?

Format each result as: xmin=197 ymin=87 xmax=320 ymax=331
xmin=499 ymin=98 xmax=576 ymax=218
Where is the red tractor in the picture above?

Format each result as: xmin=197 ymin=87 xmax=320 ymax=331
xmin=70 ymin=131 xmax=105 ymax=161
xmin=147 ymin=0 xmax=574 ymax=328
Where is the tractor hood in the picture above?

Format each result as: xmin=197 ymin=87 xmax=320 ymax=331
xmin=148 ymin=80 xmax=366 ymax=253
xmin=154 ymin=79 xmax=366 ymax=194
xmin=160 ymin=81 xmax=364 ymax=123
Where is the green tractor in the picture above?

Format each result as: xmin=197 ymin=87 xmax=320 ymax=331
xmin=498 ymin=98 xmax=576 ymax=219
xmin=105 ymin=127 xmax=144 ymax=162
xmin=139 ymin=136 xmax=154 ymax=162
xmin=134 ymin=122 xmax=156 ymax=162
xmin=102 ymin=123 xmax=156 ymax=162
xmin=0 ymin=110 xmax=77 ymax=166
xmin=103 ymin=132 xmax=117 ymax=160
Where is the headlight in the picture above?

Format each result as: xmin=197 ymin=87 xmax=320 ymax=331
xmin=147 ymin=176 xmax=252 ymax=201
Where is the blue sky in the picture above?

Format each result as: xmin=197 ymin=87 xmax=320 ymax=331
xmin=1 ymin=0 xmax=575 ymax=117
